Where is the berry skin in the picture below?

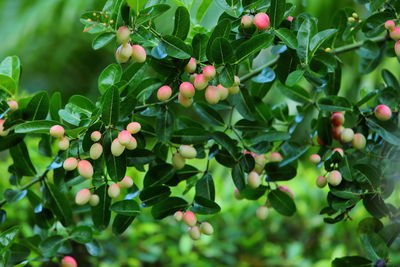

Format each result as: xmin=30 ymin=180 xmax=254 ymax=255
xmin=157 ymin=85 xmax=172 ymax=101
xmin=205 ymin=86 xmax=221 ymax=105
xmin=202 ymin=65 xmax=216 ymax=80
xmin=395 ymin=40 xmax=400 ymax=57
xmin=118 ymin=43 xmax=133 ymax=60
xmin=127 ymin=122 xmax=141 ymax=134
xmin=332 ymin=126 xmax=344 ymax=140
xmin=228 ymin=85 xmax=240 ymax=94
xmin=116 ymin=26 xmax=131 ymax=44
xmin=233 ymin=75 xmax=240 ymax=86
xmin=0 ymin=120 xmax=10 ymax=136
xmin=131 ymin=44 xmax=146 ymax=63
xmin=317 ymin=137 xmax=325 ymax=146
xmin=189 ymin=74 xmax=197 ymax=84
xmin=172 ymin=152 xmax=186 ymax=170
xmin=174 ymin=211 xmax=183 ymax=221
xmin=75 ymin=189 xmax=91 ymax=205
xmin=316 ymin=176 xmax=327 ymax=188
xmin=125 ymin=136 xmax=137 ymax=150
xmin=200 ymin=222 xmax=214 ymax=235
xmin=385 ymin=20 xmax=395 ymax=31
xmin=340 ymin=128 xmax=354 ymax=143
xmin=179 ymin=82 xmax=195 ymax=98
xmin=183 ymin=211 xmax=197 ymax=226
xmin=179 ymin=145 xmax=197 ymax=159
xmin=117 ymin=176 xmax=133 ymax=188
xmin=90 ymin=143 xmax=103 ymax=160
xmin=309 ymin=154 xmax=321 ymax=164
xmin=269 ymin=152 xmax=283 ymax=162
xmin=50 ymin=125 xmax=64 ymax=138
xmin=184 ymin=57 xmax=196 ymax=73
xmin=58 ymin=137 xmax=70 ymax=150
xmin=89 ymin=194 xmax=100 ymax=206
xmin=331 ymin=112 xmax=345 ymax=126
xmin=248 ymin=171 xmax=261 ymax=188
xmin=241 ymin=15 xmax=253 ymax=28
xmin=390 ymin=27 xmax=400 ymax=40
xmin=108 ymin=183 xmax=121 ymax=198
xmin=352 ymin=133 xmax=366 ymax=150
xmin=7 ymin=100 xmax=18 ymax=111
xmin=328 ymin=170 xmax=342 ymax=186
xmin=118 ymin=130 xmax=132 ymax=146
xmin=178 ymin=93 xmax=193 ymax=107
xmin=287 ymin=16 xmax=293 ymax=22
xmin=188 ymin=226 xmax=201 ymax=240
xmin=216 ymin=84 xmax=229 ymax=100
xmin=78 ymin=160 xmax=94 ymax=179
xmin=111 ymin=138 xmax=125 ymax=156
xmin=256 ymin=206 xmax=269 ymax=220
xmin=332 ymin=148 xmax=344 ymax=157
xmin=61 ymin=256 xmax=78 ymax=267
xmin=63 ymin=157 xmax=78 ymax=171
xmin=234 ymin=189 xmax=243 ymax=200
xmin=91 ymin=131 xmax=102 ymax=142
xmin=194 ymin=74 xmax=208 ymax=90
xmin=374 ymin=105 xmax=392 ymax=121
xmin=277 ymin=186 xmax=294 ymax=199
xmin=254 ymin=12 xmax=270 ymax=30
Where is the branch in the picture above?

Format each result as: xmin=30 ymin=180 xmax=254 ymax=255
xmin=332 ymin=35 xmax=388 ymax=55
xmin=240 ymin=56 xmax=279 ymax=83
xmin=134 ymin=93 xmax=179 ymax=112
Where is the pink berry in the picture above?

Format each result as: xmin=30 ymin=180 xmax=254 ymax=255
xmin=157 ymin=85 xmax=172 ymax=101
xmin=61 ymin=256 xmax=78 ymax=267
xmin=328 ymin=170 xmax=342 ymax=186
xmin=287 ymin=16 xmax=293 ymax=22
xmin=202 ymin=66 xmax=216 ymax=80
xmin=205 ymin=86 xmax=220 ymax=104
xmin=77 ymin=160 xmax=94 ymax=179
xmin=7 ymin=100 xmax=18 ymax=111
xmin=90 ymin=131 xmax=102 ymax=142
xmin=178 ymin=93 xmax=193 ymax=107
xmin=374 ymin=104 xmax=392 ymax=121
xmin=309 ymin=154 xmax=321 ymax=164
xmin=116 ymin=26 xmax=131 ymax=44
xmin=0 ymin=120 xmax=9 ymax=137
xmin=194 ymin=74 xmax=208 ymax=90
xmin=118 ymin=176 xmax=133 ymax=188
xmin=108 ymin=183 xmax=121 ymax=198
xmin=248 ymin=171 xmax=261 ymax=188
xmin=332 ymin=148 xmax=344 ymax=157
xmin=182 ymin=211 xmax=197 ymax=226
xmin=269 ymin=152 xmax=282 ymax=162
xmin=75 ymin=189 xmax=91 ymax=205
xmin=385 ymin=20 xmax=395 ymax=31
xmin=49 ymin=125 xmax=64 ymax=138
xmin=63 ymin=157 xmax=78 ymax=171
xmin=395 ymin=40 xmax=400 ymax=57
xmin=116 ymin=43 xmax=132 ymax=63
xmin=390 ymin=27 xmax=400 ymax=40
xmin=184 ymin=57 xmax=196 ymax=73
xmin=216 ymin=84 xmax=229 ymax=100
xmin=118 ymin=130 xmax=132 ymax=146
xmin=316 ymin=176 xmax=327 ymax=188
xmin=125 ymin=136 xmax=137 ymax=150
xmin=179 ymin=82 xmax=195 ymax=98
xmin=330 ymin=112 xmax=345 ymax=126
xmin=254 ymin=12 xmax=270 ymax=30
xmin=127 ymin=122 xmax=141 ymax=134
xmin=131 ymin=44 xmax=146 ymax=63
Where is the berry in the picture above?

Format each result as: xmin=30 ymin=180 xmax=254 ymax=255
xmin=189 ymin=73 xmax=197 ymax=83
xmin=256 ymin=206 xmax=269 ymax=220
xmin=0 ymin=120 xmax=10 ymax=137
xmin=332 ymin=148 xmax=344 ymax=157
xmin=90 ymin=143 xmax=103 ymax=160
xmin=332 ymin=126 xmax=344 ymax=140
xmin=233 ymin=75 xmax=240 ymax=86
xmin=91 ymin=131 xmax=102 ymax=142
xmin=317 ymin=137 xmax=325 ymax=146
xmin=390 ymin=27 xmax=400 ymax=40
xmin=241 ymin=15 xmax=253 ymax=28
xmin=287 ymin=16 xmax=293 ymax=22
xmin=385 ymin=20 xmax=395 ymax=31
xmin=188 ymin=226 xmax=201 ymax=240
xmin=194 ymin=74 xmax=208 ymax=90
xmin=61 ymin=256 xmax=78 ymax=267
xmin=395 ymin=40 xmax=400 ymax=57
xmin=116 ymin=26 xmax=131 ymax=44
xmin=254 ymin=12 xmax=270 ymax=30
xmin=174 ymin=211 xmax=183 ymax=221
xmin=183 ymin=211 xmax=197 ymax=226
xmin=340 ymin=128 xmax=354 ymax=143
xmin=179 ymin=145 xmax=197 ymax=159
xmin=157 ymin=85 xmax=172 ymax=101
xmin=127 ymin=122 xmax=141 ymax=134
xmin=316 ymin=176 xmax=327 ymax=188
xmin=202 ymin=65 xmax=216 ymax=80
xmin=205 ymin=86 xmax=220 ymax=104
xmin=248 ymin=171 xmax=261 ymax=188
xmin=234 ymin=189 xmax=243 ymax=200
xmin=50 ymin=125 xmax=64 ymax=138
xmin=131 ymin=44 xmax=146 ymax=63
xmin=199 ymin=222 xmax=214 ymax=235
xmin=111 ymin=138 xmax=125 ymax=156
xmin=78 ymin=160 xmax=94 ymax=179
xmin=331 ymin=112 xmax=345 ymax=126
xmin=374 ymin=104 xmax=392 ymax=121
xmin=89 ymin=194 xmax=100 ymax=206
xmin=7 ymin=100 xmax=18 ymax=111
xmin=125 ymin=136 xmax=137 ymax=150
xmin=172 ymin=152 xmax=186 ymax=169
xmin=328 ymin=170 xmax=342 ymax=186
xmin=118 ymin=130 xmax=132 ymax=146
xmin=269 ymin=152 xmax=283 ymax=162
xmin=118 ymin=43 xmax=132 ymax=61
xmin=75 ymin=189 xmax=91 ymax=205
xmin=179 ymin=82 xmax=195 ymax=98
xmin=309 ymin=154 xmax=321 ymax=164
xmin=352 ymin=133 xmax=366 ymax=150
xmin=108 ymin=183 xmax=121 ymax=198
xmin=216 ymin=84 xmax=229 ymax=100
xmin=228 ymin=85 xmax=240 ymax=94
xmin=58 ymin=137 xmax=70 ymax=150
xmin=118 ymin=176 xmax=133 ymax=188
xmin=184 ymin=57 xmax=196 ymax=73
xmin=178 ymin=93 xmax=193 ymax=107
xmin=63 ymin=157 xmax=78 ymax=171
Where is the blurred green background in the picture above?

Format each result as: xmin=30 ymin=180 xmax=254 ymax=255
xmin=0 ymin=0 xmax=399 ymax=266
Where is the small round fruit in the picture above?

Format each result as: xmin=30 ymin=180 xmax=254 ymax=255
xmin=254 ymin=12 xmax=270 ymax=30
xmin=116 ymin=26 xmax=131 ymax=44
xmin=328 ymin=170 xmax=342 ymax=186
xmin=254 ymin=154 xmax=265 ymax=166
xmin=277 ymin=186 xmax=294 ymax=199
xmin=111 ymin=138 xmax=125 ymax=156
xmin=331 ymin=112 xmax=345 ymax=126
xmin=184 ymin=57 xmax=196 ymax=73
xmin=316 ymin=175 xmax=327 ymax=188
xmin=178 ymin=93 xmax=193 ymax=107
xmin=234 ymin=189 xmax=243 ymax=200
xmin=256 ymin=206 xmax=269 ymax=220
xmin=188 ymin=226 xmax=201 ymax=240
xmin=200 ymin=222 xmax=214 ymax=235
xmin=179 ymin=82 xmax=195 ymax=98
xmin=352 ymin=133 xmax=366 ymax=150
xmin=108 ymin=183 xmax=121 ymax=198
xmin=332 ymin=148 xmax=344 ymax=157
xmin=118 ymin=175 xmax=133 ymax=188
xmin=91 ymin=131 xmax=102 ymax=142
xmin=202 ymin=65 xmax=216 ymax=80
xmin=157 ymin=85 xmax=172 ymax=101
xmin=241 ymin=15 xmax=253 ymax=28
xmin=58 ymin=137 xmax=70 ymax=150
xmin=0 ymin=120 xmax=10 ymax=137
xmin=389 ymin=27 xmax=400 ymax=40
xmin=179 ymin=145 xmax=197 ymax=159
xmin=90 ymin=143 xmax=103 ymax=160
xmin=125 ymin=136 xmax=137 ymax=150
xmin=309 ymin=154 xmax=321 ymax=164
xmin=174 ymin=211 xmax=183 ymax=221
xmin=194 ymin=74 xmax=208 ymax=90
xmin=228 ymin=85 xmax=240 ymax=94
xmin=332 ymin=126 xmax=344 ymax=140
xmin=78 ymin=160 xmax=94 ymax=179
xmin=116 ymin=46 xmax=130 ymax=63
xmin=119 ymin=43 xmax=133 ymax=59
xmin=172 ymin=152 xmax=186 ymax=170
xmin=385 ymin=20 xmax=395 ymax=31
xmin=118 ymin=130 xmax=132 ymax=146
xmin=269 ymin=152 xmax=283 ymax=162
xmin=216 ymin=84 xmax=229 ymax=100
xmin=61 ymin=256 xmax=78 ymax=267
xmin=395 ymin=40 xmax=400 ymax=57
xmin=89 ymin=194 xmax=100 ymax=206
xmin=183 ymin=211 xmax=197 ymax=226
xmin=287 ymin=16 xmax=293 ymax=22
xmin=374 ymin=104 xmax=392 ymax=121
xmin=127 ymin=122 xmax=141 ymax=134
xmin=340 ymin=128 xmax=354 ymax=143
xmin=189 ymin=74 xmax=197 ymax=83
xmin=131 ymin=44 xmax=146 ymax=63
xmin=75 ymin=189 xmax=91 ymax=205
xmin=205 ymin=86 xmax=220 ymax=104
xmin=233 ymin=75 xmax=240 ymax=86
xmin=50 ymin=125 xmax=64 ymax=138
xmin=63 ymin=157 xmax=78 ymax=171
xmin=7 ymin=100 xmax=18 ymax=111
xmin=248 ymin=171 xmax=261 ymax=188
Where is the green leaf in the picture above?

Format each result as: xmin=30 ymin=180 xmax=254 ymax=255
xmin=275 ymin=28 xmax=298 ymax=50
xmin=191 ymin=196 xmax=221 ymax=214
xmin=39 ymin=235 xmax=64 ymax=258
xmin=265 ymin=162 xmax=297 ymax=181
xmin=193 ymin=102 xmax=224 ymax=126
xmin=360 ymin=233 xmax=389 ymax=261
xmin=136 ymin=4 xmax=171 ymax=25
xmin=362 ymin=11 xmax=394 ymax=37
xmin=102 ymin=86 xmax=120 ymax=125
xmin=15 ymin=120 xmax=64 ymax=134
xmin=10 ymin=142 xmax=36 ymax=176
xmin=3 ymin=189 xmax=27 ymax=203
xmin=357 ymin=40 xmax=383 ymax=75
xmin=231 ymin=164 xmax=246 ymax=191
xmin=71 ymin=225 xmax=93 ymax=244
xmin=235 ymin=33 xmax=274 ymax=63
xmin=156 ymin=109 xmax=174 ymax=143
xmin=98 ymin=64 xmax=122 ymax=94
xmin=43 ymin=180 xmax=73 ymax=227
xmin=0 ymin=226 xmax=19 ymax=254
xmin=331 ymin=256 xmax=372 ymax=267
xmin=49 ymin=92 xmax=62 ymax=121
xmin=195 ymin=173 xmax=215 ymax=201
xmin=192 ymin=33 xmax=208 ymax=61
xmin=0 ymin=56 xmax=20 ymax=88
xmin=210 ymin=37 xmax=234 ymax=64
xmin=92 ymin=32 xmax=115 ymax=50
xmin=366 ymin=118 xmax=400 ymax=146
xmin=317 ymin=116 xmax=332 ymax=146
xmin=25 ymin=91 xmax=49 ymax=120
xmin=275 ymin=80 xmax=311 ymax=103
xmin=139 ymin=185 xmax=171 ymax=207
xmin=195 ymin=0 xmax=212 ymax=23
xmin=104 ymin=131 xmax=126 ymax=182
xmin=211 ymin=131 xmax=239 ymax=159
xmin=0 ymin=74 xmax=16 ymax=95
xmin=268 ymin=0 xmax=286 ymax=27
xmin=240 ymin=186 xmax=267 ymax=200
xmin=162 ymin=35 xmax=192 ymax=59
xmin=317 ymin=96 xmax=352 ymax=112
xmin=285 ymin=70 xmax=304 ymax=87
xmin=143 ymin=163 xmax=176 ymax=188
xmin=92 ymin=184 xmax=112 ymax=230
xmin=151 ymin=197 xmax=188 ymax=219
xmin=310 ymin=29 xmax=337 ymax=55
xmin=381 ymin=69 xmax=399 ymax=90
xmin=171 ymin=128 xmax=209 ymax=145
xmin=112 ymin=214 xmax=136 ymax=235
xmin=111 ymin=200 xmax=140 ymax=216
xmin=219 ymin=64 xmax=235 ymax=88
xmin=268 ymin=189 xmax=296 ymax=216
xmin=362 ymin=193 xmax=390 ymax=219
xmin=206 ymin=19 xmax=232 ymax=61
xmin=8 ymin=243 xmax=30 ymax=266
xmin=172 ymin=6 xmax=190 ymax=40
xmin=353 ymin=164 xmax=380 ymax=189
xmin=297 ymin=18 xmax=313 ymax=64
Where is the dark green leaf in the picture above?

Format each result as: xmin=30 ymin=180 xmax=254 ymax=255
xmin=265 ymin=162 xmax=297 ymax=181
xmin=195 ymin=173 xmax=215 ymax=201
xmin=191 ymin=196 xmax=221 ymax=214
xmin=162 ymin=35 xmax=192 ymax=59
xmin=235 ymin=33 xmax=274 ymax=63
xmin=151 ymin=197 xmax=188 ymax=219
xmin=275 ymin=28 xmax=298 ymax=49
xmin=43 ymin=180 xmax=72 ymax=227
xmin=139 ymin=185 xmax=171 ymax=207
xmin=172 ymin=6 xmax=190 ymax=40
xmin=269 ymin=0 xmax=286 ymax=27
xmin=25 ymin=91 xmax=49 ymax=120
xmin=71 ymin=225 xmax=93 ymax=244
xmin=92 ymin=32 xmax=115 ymax=50
xmin=111 ymin=199 xmax=140 ymax=216
xmin=92 ymin=184 xmax=111 ymax=230
xmin=112 ymin=214 xmax=136 ymax=235
xmin=268 ymin=189 xmax=296 ymax=216
xmin=156 ymin=109 xmax=174 ymax=142
xmin=102 ymin=86 xmax=120 ymax=125
xmin=231 ymin=164 xmax=246 ymax=190
xmin=10 ymin=142 xmax=36 ymax=176
xmin=210 ymin=37 xmax=234 ymax=64
xmin=192 ymin=34 xmax=208 ymax=61
xmin=98 ymin=64 xmax=122 ymax=94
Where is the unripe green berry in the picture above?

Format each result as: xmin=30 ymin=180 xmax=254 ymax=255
xmin=328 ymin=170 xmax=342 ymax=186
xmin=127 ymin=122 xmax=141 ymax=134
xmin=184 ymin=57 xmax=196 ymax=73
xmin=118 ymin=175 xmax=133 ymax=188
xmin=202 ymin=65 xmax=216 ymax=80
xmin=316 ymin=175 xmax=327 ymax=188
xmin=352 ymin=133 xmax=366 ymax=150
xmin=108 ymin=183 xmax=121 ymax=198
xmin=179 ymin=145 xmax=197 ymax=159
xmin=111 ymin=138 xmax=125 ymax=156
xmin=58 ymin=137 xmax=70 ymax=150
xmin=241 ymin=15 xmax=253 ymax=29
xmin=75 ymin=189 xmax=91 ymax=205
xmin=157 ymin=85 xmax=172 ymax=101
xmin=188 ymin=226 xmax=201 ymax=240
xmin=63 ymin=157 xmax=78 ymax=171
xmin=309 ymin=154 xmax=321 ymax=164
xmin=118 ymin=130 xmax=132 ymax=146
xmin=256 ymin=206 xmax=269 ymax=220
xmin=200 ymin=222 xmax=214 ymax=235
xmin=205 ymin=85 xmax=220 ymax=104
xmin=89 ymin=194 xmax=100 ymax=206
xmin=189 ymin=74 xmax=197 ymax=84
xmin=183 ymin=211 xmax=197 ymax=226
xmin=233 ymin=75 xmax=240 ymax=86
xmin=248 ymin=171 xmax=261 ymax=188
xmin=340 ymin=128 xmax=354 ymax=143
xmin=91 ymin=131 xmax=102 ymax=142
xmin=131 ymin=44 xmax=146 ymax=63
xmin=179 ymin=82 xmax=195 ymax=98
xmin=172 ymin=152 xmax=186 ymax=169
xmin=228 ymin=85 xmax=240 ymax=94
xmin=90 ymin=143 xmax=103 ymax=160
xmin=174 ymin=211 xmax=183 ymax=221
xmin=78 ymin=160 xmax=94 ymax=179
xmin=50 ymin=125 xmax=64 ymax=138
